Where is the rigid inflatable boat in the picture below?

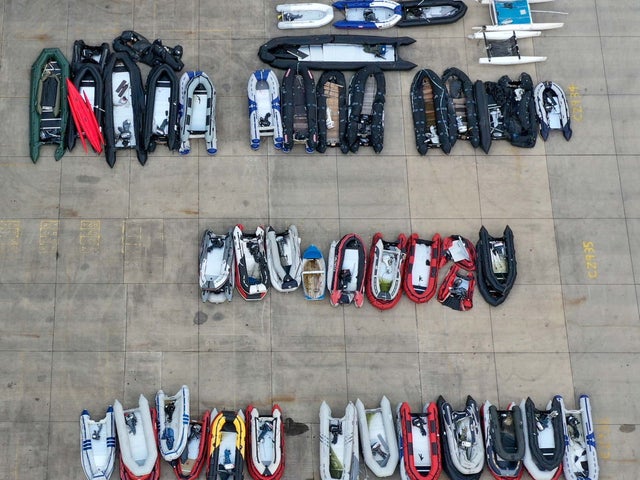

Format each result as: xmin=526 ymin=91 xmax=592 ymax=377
xmin=114 ymin=395 xmax=160 ymax=480
xmin=207 ymin=409 xmax=246 ymax=480
xmin=171 ymin=410 xmax=211 ymax=480
xmin=319 ymin=401 xmax=360 ymax=480
xmin=281 ymin=65 xmax=317 ymax=153
xmin=156 ymin=385 xmax=190 ymax=462
xmin=396 ymin=401 xmax=441 ymax=480
xmin=346 ymin=65 xmax=386 ymax=153
xmin=144 ymin=63 xmax=180 ymax=152
xmin=179 ymin=71 xmax=217 ymax=155
xmin=482 ymin=400 xmax=525 ymax=480
xmin=332 ymin=0 xmax=403 ymax=29
xmin=534 ymin=81 xmax=572 ymax=141
xmin=411 ymin=68 xmax=457 ymax=155
xmin=327 ymin=233 xmax=367 ymax=307
xmin=302 ymin=245 xmax=326 ymax=301
xmin=276 ymin=3 xmax=334 ymax=29
xmin=199 ymin=228 xmax=235 ymax=304
xmin=365 ymin=233 xmax=407 ymax=310
xmin=475 ymin=225 xmax=516 ymax=307
xmin=233 ymin=225 xmax=270 ymax=301
xmin=520 ymin=397 xmax=564 ymax=480
xmin=266 ymin=225 xmax=302 ymax=293
xmin=103 ymin=52 xmax=146 ymax=167
xmin=248 ymin=69 xmax=284 ymax=150
xmin=316 ymin=70 xmax=348 ymax=153
xmin=398 ymin=0 xmax=468 ymax=27
xmin=356 ymin=396 xmax=399 ymax=477
xmin=80 ymin=406 xmax=116 ymax=480
xmin=556 ymin=395 xmax=599 ymax=480
xmin=442 ymin=67 xmax=480 ymax=148
xmin=403 ymin=233 xmax=442 ymax=304
xmin=258 ymin=35 xmax=417 ymax=71
xmin=437 ymin=395 xmax=485 ymax=480
xmin=245 ymin=404 xmax=285 ymax=480
xmin=30 ymin=48 xmax=70 ymax=162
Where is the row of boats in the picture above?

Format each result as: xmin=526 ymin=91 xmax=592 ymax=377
xmin=251 ymin=62 xmax=572 ymax=156
xmin=81 ymin=388 xmax=598 ymax=480
xmin=322 ymin=394 xmax=598 ymax=480
xmin=275 ymin=0 xmax=468 ymax=30
xmin=30 ymin=37 xmax=217 ymax=167
xmin=199 ymin=224 xmax=517 ymax=309
xmin=81 ymin=386 xmax=283 ymax=480
xmin=30 ymin=30 xmax=572 ymax=165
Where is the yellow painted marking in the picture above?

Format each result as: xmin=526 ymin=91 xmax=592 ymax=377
xmin=596 ymin=420 xmax=611 ymax=460
xmin=79 ymin=220 xmax=101 ymax=254
xmin=39 ymin=220 xmax=58 ymax=254
xmin=0 ymin=220 xmax=21 ymax=253
xmin=123 ymin=224 xmax=143 ymax=249
xmin=567 ymin=84 xmax=583 ymax=122
xmin=582 ymin=241 xmax=598 ymax=279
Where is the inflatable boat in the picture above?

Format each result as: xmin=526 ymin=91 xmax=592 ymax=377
xmin=442 ymin=67 xmax=480 ymax=148
xmin=366 ymin=233 xmax=407 ymax=310
xmin=534 ymin=81 xmax=572 ymax=141
xmin=114 ymin=395 xmax=160 ymax=480
xmin=199 ymin=228 xmax=235 ymax=304
xmin=411 ymin=68 xmax=457 ymax=155
xmin=30 ymin=48 xmax=70 ymax=163
xmin=482 ymin=400 xmax=525 ymax=480
xmin=477 ymin=73 xmax=539 ymax=148
xmin=156 ymin=385 xmax=190 ymax=462
xmin=103 ymin=52 xmax=146 ymax=167
xmin=144 ymin=63 xmax=180 ymax=153
xmin=276 ymin=3 xmax=334 ymax=29
xmin=327 ymin=233 xmax=367 ymax=307
xmin=520 ymin=397 xmax=564 ymax=480
xmin=258 ymin=35 xmax=417 ymax=71
xmin=332 ymin=0 xmax=403 ymax=29
xmin=245 ymin=404 xmax=285 ymax=480
xmin=440 ymin=235 xmax=477 ymax=271
xmin=179 ymin=71 xmax=217 ymax=155
xmin=319 ymin=401 xmax=360 ymax=480
xmin=80 ymin=406 xmax=116 ymax=480
xmin=396 ymin=401 xmax=441 ymax=480
xmin=316 ymin=70 xmax=348 ymax=153
xmin=403 ymin=233 xmax=441 ymax=304
xmin=475 ymin=225 xmax=516 ymax=307
xmin=437 ymin=395 xmax=485 ymax=480
xmin=207 ymin=409 xmax=246 ymax=480
xmin=346 ymin=65 xmax=386 ymax=153
xmin=302 ymin=244 xmax=326 ymax=301
xmin=171 ymin=410 xmax=211 ymax=480
xmin=248 ymin=69 xmax=284 ymax=150
xmin=437 ymin=264 xmax=476 ymax=311
xmin=281 ymin=65 xmax=317 ymax=153
xmin=68 ymin=42 xmax=107 ymax=153
xmin=356 ymin=396 xmax=399 ymax=477
xmin=233 ymin=225 xmax=270 ymax=301
xmin=556 ymin=395 xmax=599 ymax=480
xmin=398 ymin=0 xmax=468 ymax=27
xmin=266 ymin=225 xmax=302 ymax=293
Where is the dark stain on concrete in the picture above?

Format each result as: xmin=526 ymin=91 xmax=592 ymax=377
xmin=284 ymin=417 xmax=309 ymax=436
xmin=212 ymin=312 xmax=224 ymax=322
xmin=194 ymin=312 xmax=208 ymax=325
xmin=620 ymin=424 xmax=636 ymax=433
xmin=77 ymin=175 xmax=100 ymax=184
